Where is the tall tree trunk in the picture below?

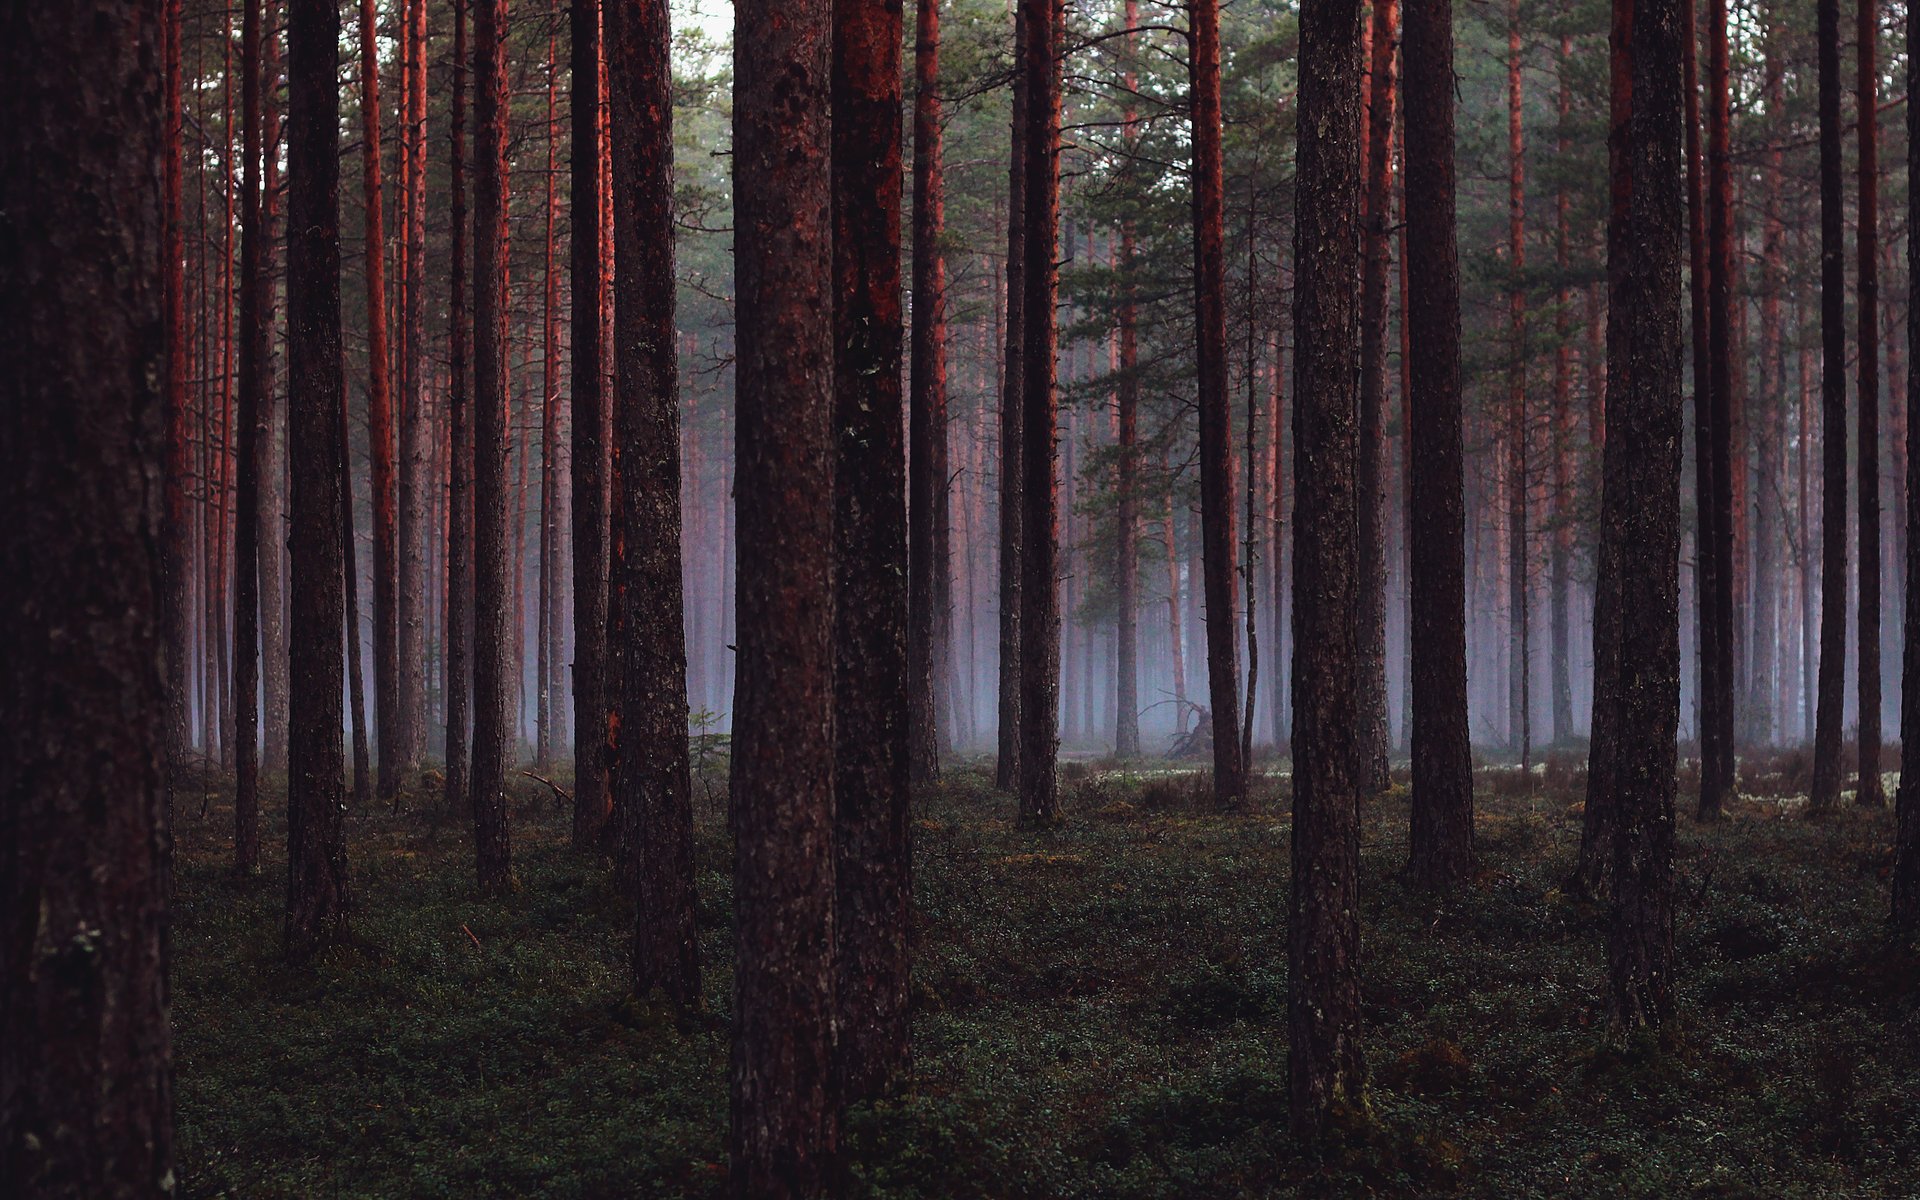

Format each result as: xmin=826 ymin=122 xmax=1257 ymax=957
xmin=1701 ymin=0 xmax=1737 ymax=817
xmin=909 ymin=0 xmax=950 ymax=783
xmin=286 ymin=0 xmax=352 ymax=957
xmin=235 ymin=0 xmax=269 ymax=873
xmin=261 ymin=11 xmax=290 ymax=775
xmin=164 ymin=0 xmax=194 ymax=770
xmin=1190 ymin=0 xmax=1247 ymax=806
xmin=1550 ymin=36 xmax=1576 ymax=746
xmin=446 ymin=0 xmax=473 ymax=816
xmin=1854 ymin=0 xmax=1884 ymax=807
xmin=1403 ymin=0 xmax=1473 ymax=889
xmin=995 ymin=1 xmax=1027 ymax=789
xmin=1603 ymin=0 xmax=1684 ymax=1034
xmin=0 ymin=6 xmax=175 ymax=1190
xmin=1750 ymin=15 xmax=1785 ymax=752
xmin=341 ymin=345 xmax=373 ymax=811
xmin=1113 ymin=3 xmax=1141 ymax=759
xmin=1810 ymin=0 xmax=1848 ymax=811
xmin=359 ymin=0 xmax=402 ymax=801
xmin=730 ymin=0 xmax=839 ymax=1189
xmin=1684 ymin=0 xmax=1725 ymax=813
xmin=1289 ymin=0 xmax=1367 ymax=1135
xmin=537 ymin=22 xmax=560 ymax=772
xmin=572 ymin=0 xmax=609 ymax=844
xmin=471 ymin=0 xmax=514 ymax=892
xmin=1506 ymin=0 xmax=1531 ymax=769
xmin=1017 ymin=0 xmax=1061 ymax=826
xmin=397 ymin=0 xmax=429 ymax=776
xmin=1895 ymin=0 xmax=1920 ymax=928
xmin=1354 ymin=0 xmax=1397 ymax=793
xmin=832 ymin=0 xmax=911 ymax=1103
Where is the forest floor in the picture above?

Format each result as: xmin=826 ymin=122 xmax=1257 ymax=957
xmin=170 ymin=751 xmax=1920 ymax=1198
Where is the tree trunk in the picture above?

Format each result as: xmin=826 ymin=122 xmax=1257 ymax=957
xmin=908 ymin=0 xmax=949 ymax=783
xmin=1896 ymin=0 xmax=1920 ymax=927
xmin=572 ymin=0 xmax=609 ymax=845
xmin=1506 ymin=0 xmax=1531 ymax=770
xmin=1684 ymin=0 xmax=1725 ymax=814
xmin=832 ymin=0 xmax=911 ymax=1103
xmin=730 ymin=0 xmax=839 ymax=1190
xmin=537 ymin=23 xmax=560 ymax=772
xmin=1190 ymin=0 xmax=1247 ymax=806
xmin=1701 ymin=0 xmax=1737 ymax=817
xmin=1113 ymin=4 xmax=1141 ymax=759
xmin=234 ymin=0 xmax=269 ymax=874
xmin=358 ymin=0 xmax=401 ymax=802
xmin=1289 ymin=0 xmax=1367 ymax=1136
xmin=606 ymin=0 xmax=700 ymax=1009
xmin=1403 ymin=0 xmax=1474 ymax=889
xmin=163 ymin=0 xmax=195 ymax=772
xmin=398 ymin=0 xmax=429 ymax=777
xmin=1603 ymin=0 xmax=1684 ymax=1034
xmin=1750 ymin=18 xmax=1785 ymax=752
xmin=1550 ymin=37 xmax=1576 ymax=746
xmin=1854 ymin=0 xmax=1884 ymax=807
xmin=286 ymin=0 xmax=352 ymax=957
xmin=341 ymin=340 xmax=372 ymax=812
xmin=995 ymin=2 xmax=1027 ymax=790
xmin=446 ymin=0 xmax=472 ymax=816
xmin=1809 ymin=0 xmax=1848 ymax=811
xmin=471 ymin=0 xmax=514 ymax=892
xmin=261 ymin=12 xmax=290 ymax=775
xmin=0 ymin=6 xmax=175 ymax=1189
xmin=1017 ymin=0 xmax=1061 ymax=826
xmin=1354 ymin=0 xmax=1398 ymax=793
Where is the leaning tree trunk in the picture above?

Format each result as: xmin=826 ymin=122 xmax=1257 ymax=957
xmin=1854 ymin=0 xmax=1884 ymax=808
xmin=1017 ymin=0 xmax=1062 ymax=827
xmin=607 ymin=0 xmax=699 ymax=1009
xmin=1809 ymin=0 xmax=1848 ymax=811
xmin=571 ymin=0 xmax=610 ymax=846
xmin=0 ymin=6 xmax=175 ymax=1191
xmin=729 ymin=0 xmax=840 ymax=1191
xmin=285 ymin=0 xmax=352 ymax=958
xmin=832 ymin=0 xmax=911 ymax=1104
xmin=1603 ymin=0 xmax=1684 ymax=1036
xmin=1402 ymin=0 xmax=1474 ymax=889
xmin=908 ymin=0 xmax=950 ymax=782
xmin=1190 ymin=0 xmax=1247 ymax=807
xmin=471 ymin=0 xmax=514 ymax=892
xmin=1289 ymin=0 xmax=1367 ymax=1137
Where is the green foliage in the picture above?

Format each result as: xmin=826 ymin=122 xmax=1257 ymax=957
xmin=172 ymin=767 xmax=1920 ymax=1197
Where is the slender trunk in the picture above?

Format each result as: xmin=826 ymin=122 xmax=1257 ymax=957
xmin=1854 ymin=0 xmax=1884 ymax=807
xmin=730 ymin=0 xmax=840 ymax=1188
xmin=1550 ymin=37 xmax=1576 ymax=745
xmin=537 ymin=22 xmax=560 ymax=771
xmin=341 ymin=347 xmax=372 ymax=811
xmin=1017 ymin=0 xmax=1062 ymax=825
xmin=995 ymin=1 xmax=1027 ymax=789
xmin=908 ymin=0 xmax=949 ymax=782
xmin=261 ymin=13 xmax=290 ymax=775
xmin=164 ymin=0 xmax=194 ymax=770
xmin=1166 ymin=457 xmax=1189 ymax=734
xmin=572 ymin=0 xmax=609 ymax=842
xmin=1506 ymin=0 xmax=1531 ymax=769
xmin=286 ymin=0 xmax=352 ymax=957
xmin=832 ymin=0 xmax=910 ymax=1101
xmin=1289 ymin=0 xmax=1367 ymax=1134
xmin=446 ymin=0 xmax=472 ymax=815
xmin=1810 ymin=0 xmax=1848 ymax=810
xmin=1701 ymin=0 xmax=1737 ymax=817
xmin=235 ymin=0 xmax=269 ymax=873
xmin=1684 ymin=0 xmax=1725 ymax=811
xmin=1403 ymin=0 xmax=1473 ymax=888
xmin=1604 ymin=0 xmax=1684 ymax=1034
xmin=1354 ymin=0 xmax=1398 ymax=792
xmin=1895 ymin=0 xmax=1920 ymax=927
xmin=471 ymin=0 xmax=515 ymax=891
xmin=398 ymin=0 xmax=430 ymax=774
xmin=1 ymin=7 xmax=176 ymax=1189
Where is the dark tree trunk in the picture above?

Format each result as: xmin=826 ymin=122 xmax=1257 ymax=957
xmin=1017 ymin=0 xmax=1061 ymax=826
xmin=1289 ymin=0 xmax=1367 ymax=1136
xmin=471 ymin=0 xmax=514 ymax=892
xmin=445 ymin=0 xmax=472 ymax=816
xmin=260 ymin=13 xmax=289 ymax=776
xmin=607 ymin=0 xmax=699 ymax=1008
xmin=1602 ymin=0 xmax=1684 ymax=1035
xmin=1685 ymin=0 xmax=1724 ymax=816
xmin=359 ymin=0 xmax=402 ymax=802
xmin=1897 ymin=0 xmax=1920 ymax=930
xmin=1114 ymin=2 xmax=1141 ymax=759
xmin=164 ymin=0 xmax=194 ymax=770
xmin=1402 ymin=0 xmax=1473 ymax=889
xmin=729 ymin=0 xmax=839 ymax=1190
xmin=1809 ymin=0 xmax=1848 ymax=811
xmin=1354 ymin=0 xmax=1398 ymax=794
xmin=571 ymin=0 xmax=610 ymax=846
xmin=1506 ymin=0 xmax=1530 ymax=770
xmin=908 ymin=0 xmax=949 ymax=783
xmin=285 ymin=0 xmax=352 ymax=958
xmin=1853 ymin=0 xmax=1883 ymax=808
xmin=235 ymin=0 xmax=269 ymax=874
xmin=397 ymin=0 xmax=428 ymax=779
xmin=995 ymin=1 xmax=1027 ymax=790
xmin=1191 ymin=0 xmax=1247 ymax=807
xmin=0 ymin=6 xmax=175 ymax=1190
xmin=832 ymin=0 xmax=911 ymax=1103
xmin=1701 ymin=0 xmax=1738 ymax=817
xmin=1550 ymin=37 xmax=1576 ymax=746
xmin=341 ymin=345 xmax=372 ymax=812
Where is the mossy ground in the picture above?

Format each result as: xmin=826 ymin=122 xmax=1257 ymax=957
xmin=171 ymin=754 xmax=1920 ymax=1197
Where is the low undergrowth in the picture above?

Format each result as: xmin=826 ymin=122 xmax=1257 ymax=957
xmin=170 ymin=758 xmax=1920 ymax=1197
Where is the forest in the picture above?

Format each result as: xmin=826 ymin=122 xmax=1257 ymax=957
xmin=4 ymin=0 xmax=1920 ymax=1195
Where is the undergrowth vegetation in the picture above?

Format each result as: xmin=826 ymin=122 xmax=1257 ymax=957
xmin=170 ymin=759 xmax=1920 ymax=1197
